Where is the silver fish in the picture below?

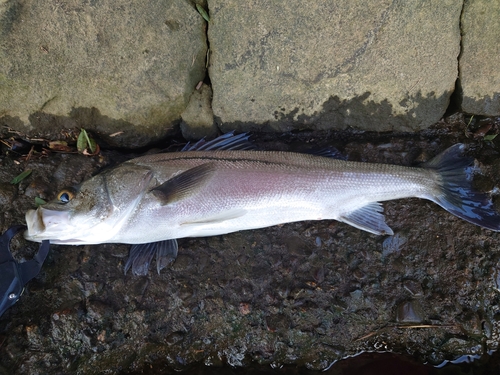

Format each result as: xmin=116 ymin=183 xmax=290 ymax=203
xmin=24 ymin=134 xmax=500 ymax=275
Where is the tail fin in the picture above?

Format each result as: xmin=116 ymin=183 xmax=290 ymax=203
xmin=425 ymin=144 xmax=500 ymax=231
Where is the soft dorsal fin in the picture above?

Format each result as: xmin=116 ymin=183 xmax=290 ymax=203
xmin=151 ymin=163 xmax=216 ymax=205
xmin=339 ymin=202 xmax=394 ymax=235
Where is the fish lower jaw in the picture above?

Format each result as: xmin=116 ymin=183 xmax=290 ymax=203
xmin=25 ymin=208 xmax=67 ymax=240
xmin=24 ymin=209 xmax=46 ymax=241
xmin=24 ymin=208 xmax=94 ymax=244
xmin=24 ymin=233 xmax=112 ymax=245
xmin=44 ymin=238 xmax=93 ymax=245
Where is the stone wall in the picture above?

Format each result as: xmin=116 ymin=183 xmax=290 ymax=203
xmin=0 ymin=0 xmax=498 ymax=147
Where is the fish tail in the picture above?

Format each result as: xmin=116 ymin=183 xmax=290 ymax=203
xmin=425 ymin=144 xmax=500 ymax=231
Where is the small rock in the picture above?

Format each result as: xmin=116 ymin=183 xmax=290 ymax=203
xmin=396 ymin=301 xmax=424 ymax=323
xmin=239 ymin=302 xmax=251 ymax=315
xmin=382 ymin=233 xmax=407 ymax=257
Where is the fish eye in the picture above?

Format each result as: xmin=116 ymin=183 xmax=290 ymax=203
xmin=57 ymin=189 xmax=75 ymax=204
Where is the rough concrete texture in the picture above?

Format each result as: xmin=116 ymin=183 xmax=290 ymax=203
xmin=208 ymin=0 xmax=461 ymax=133
xmin=181 ymin=83 xmax=218 ymax=141
xmin=0 ymin=0 xmax=207 ymax=148
xmin=1 ymin=114 xmax=500 ymax=374
xmin=460 ymin=0 xmax=500 ymax=116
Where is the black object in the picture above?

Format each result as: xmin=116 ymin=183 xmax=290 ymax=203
xmin=0 ymin=225 xmax=50 ymax=317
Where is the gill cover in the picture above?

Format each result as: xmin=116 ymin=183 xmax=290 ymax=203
xmin=0 ymin=225 xmax=50 ymax=317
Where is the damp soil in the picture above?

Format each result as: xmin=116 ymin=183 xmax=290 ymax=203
xmin=1 ymin=113 xmax=500 ymax=374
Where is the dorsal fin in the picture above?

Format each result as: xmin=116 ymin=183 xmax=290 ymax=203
xmin=181 ymin=131 xmax=255 ymax=151
xmin=306 ymin=147 xmax=346 ymax=160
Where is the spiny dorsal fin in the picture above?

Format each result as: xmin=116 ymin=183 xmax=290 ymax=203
xmin=306 ymin=147 xmax=346 ymax=160
xmin=181 ymin=131 xmax=255 ymax=151
xmin=151 ymin=163 xmax=216 ymax=205
xmin=339 ymin=202 xmax=394 ymax=235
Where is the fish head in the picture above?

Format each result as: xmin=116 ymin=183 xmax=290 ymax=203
xmin=25 ymin=175 xmax=112 ymax=244
xmin=25 ymin=164 xmax=153 ymax=244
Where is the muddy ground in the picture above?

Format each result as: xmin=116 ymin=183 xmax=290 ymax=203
xmin=1 ymin=113 xmax=500 ymax=374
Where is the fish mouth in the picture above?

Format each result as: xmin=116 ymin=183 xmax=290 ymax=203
xmin=25 ymin=208 xmax=72 ymax=242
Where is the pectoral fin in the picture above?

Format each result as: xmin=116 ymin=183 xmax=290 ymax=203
xmin=151 ymin=163 xmax=216 ymax=205
xmin=124 ymin=239 xmax=178 ymax=276
xmin=339 ymin=202 xmax=394 ymax=235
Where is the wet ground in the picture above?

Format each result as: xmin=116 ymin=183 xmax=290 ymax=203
xmin=0 ymin=113 xmax=500 ymax=374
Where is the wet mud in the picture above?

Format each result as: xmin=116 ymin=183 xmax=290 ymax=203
xmin=1 ymin=113 xmax=500 ymax=374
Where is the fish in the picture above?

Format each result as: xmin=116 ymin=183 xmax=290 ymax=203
xmin=24 ymin=133 xmax=500 ymax=275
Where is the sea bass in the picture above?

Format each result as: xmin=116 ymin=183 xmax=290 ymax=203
xmin=24 ymin=134 xmax=500 ymax=275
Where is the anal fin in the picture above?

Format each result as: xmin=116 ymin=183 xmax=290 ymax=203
xmin=339 ymin=202 xmax=394 ymax=235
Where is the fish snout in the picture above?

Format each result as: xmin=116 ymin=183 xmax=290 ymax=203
xmin=25 ymin=208 xmax=70 ymax=241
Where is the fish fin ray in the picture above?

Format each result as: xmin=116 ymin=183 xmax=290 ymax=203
xmin=155 ymin=239 xmax=178 ymax=274
xmin=124 ymin=239 xmax=178 ymax=276
xmin=181 ymin=209 xmax=247 ymax=225
xmin=340 ymin=202 xmax=394 ymax=235
xmin=151 ymin=163 xmax=216 ymax=205
xmin=182 ymin=132 xmax=256 ymax=151
xmin=124 ymin=243 xmax=155 ymax=276
xmin=425 ymin=144 xmax=500 ymax=231
xmin=306 ymin=147 xmax=346 ymax=160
